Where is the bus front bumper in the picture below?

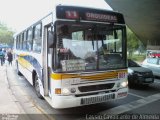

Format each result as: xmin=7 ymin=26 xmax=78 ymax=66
xmin=50 ymin=87 xmax=128 ymax=109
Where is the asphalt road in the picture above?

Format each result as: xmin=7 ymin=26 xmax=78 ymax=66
xmin=6 ymin=66 xmax=160 ymax=120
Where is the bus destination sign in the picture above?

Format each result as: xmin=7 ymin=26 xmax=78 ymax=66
xmin=56 ymin=6 xmax=125 ymax=24
xmin=85 ymin=12 xmax=117 ymax=22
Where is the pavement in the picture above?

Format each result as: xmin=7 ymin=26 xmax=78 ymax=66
xmin=0 ymin=63 xmax=55 ymax=120
xmin=0 ymin=65 xmax=25 ymax=114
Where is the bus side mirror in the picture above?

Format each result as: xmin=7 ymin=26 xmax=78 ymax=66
xmin=48 ymin=31 xmax=55 ymax=48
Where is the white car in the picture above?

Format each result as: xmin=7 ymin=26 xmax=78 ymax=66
xmin=142 ymin=57 xmax=160 ymax=77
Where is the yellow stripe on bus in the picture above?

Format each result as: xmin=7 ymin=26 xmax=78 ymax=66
xmin=19 ymin=53 xmax=29 ymax=57
xmin=18 ymin=57 xmax=32 ymax=69
xmin=117 ymin=70 xmax=128 ymax=73
xmin=50 ymin=70 xmax=127 ymax=81
xmin=81 ymin=71 xmax=118 ymax=80
xmin=50 ymin=73 xmax=78 ymax=80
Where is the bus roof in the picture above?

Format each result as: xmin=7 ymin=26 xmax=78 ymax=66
xmin=13 ymin=5 xmax=125 ymax=37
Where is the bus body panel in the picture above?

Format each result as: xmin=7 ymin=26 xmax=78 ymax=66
xmin=46 ymin=87 xmax=128 ymax=109
xmin=13 ymin=5 xmax=128 ymax=108
xmin=48 ymin=69 xmax=128 ymax=108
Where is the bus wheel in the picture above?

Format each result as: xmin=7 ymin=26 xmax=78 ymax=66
xmin=16 ymin=62 xmax=22 ymax=76
xmin=34 ymin=75 xmax=43 ymax=99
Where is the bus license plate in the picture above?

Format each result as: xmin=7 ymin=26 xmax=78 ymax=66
xmin=81 ymin=94 xmax=115 ymax=105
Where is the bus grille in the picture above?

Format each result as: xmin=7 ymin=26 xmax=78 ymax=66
xmin=78 ymin=83 xmax=115 ymax=92
xmin=81 ymin=93 xmax=115 ymax=105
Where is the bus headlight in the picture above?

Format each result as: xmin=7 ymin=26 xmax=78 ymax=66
xmin=121 ymin=81 xmax=128 ymax=87
xmin=62 ymin=88 xmax=70 ymax=95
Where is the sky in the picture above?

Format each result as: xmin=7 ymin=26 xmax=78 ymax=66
xmin=0 ymin=0 xmax=112 ymax=32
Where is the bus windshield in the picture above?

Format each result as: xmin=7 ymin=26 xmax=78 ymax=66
xmin=55 ymin=21 xmax=127 ymax=72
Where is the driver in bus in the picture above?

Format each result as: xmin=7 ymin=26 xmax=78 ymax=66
xmin=58 ymin=25 xmax=71 ymax=38
xmin=57 ymin=25 xmax=73 ymax=61
xmin=57 ymin=25 xmax=71 ymax=48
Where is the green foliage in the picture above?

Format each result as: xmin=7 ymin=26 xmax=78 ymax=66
xmin=127 ymin=27 xmax=144 ymax=57
xmin=127 ymin=28 xmax=138 ymax=49
xmin=128 ymin=54 xmax=146 ymax=63
xmin=0 ymin=22 xmax=15 ymax=46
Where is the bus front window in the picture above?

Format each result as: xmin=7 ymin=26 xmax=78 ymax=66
xmin=55 ymin=22 xmax=127 ymax=72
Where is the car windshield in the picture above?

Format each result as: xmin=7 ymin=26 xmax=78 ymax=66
xmin=55 ymin=21 xmax=127 ymax=72
xmin=128 ymin=59 xmax=140 ymax=67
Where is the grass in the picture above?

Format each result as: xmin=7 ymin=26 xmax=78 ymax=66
xmin=128 ymin=54 xmax=146 ymax=63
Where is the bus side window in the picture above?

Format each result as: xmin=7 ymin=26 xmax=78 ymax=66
xmin=33 ymin=23 xmax=42 ymax=53
xmin=23 ymin=31 xmax=27 ymax=50
xmin=26 ymin=28 xmax=33 ymax=51
xmin=16 ymin=36 xmax=20 ymax=49
xmin=19 ymin=34 xmax=23 ymax=50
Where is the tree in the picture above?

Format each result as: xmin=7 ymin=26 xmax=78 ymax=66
xmin=127 ymin=27 xmax=141 ymax=57
xmin=0 ymin=22 xmax=15 ymax=46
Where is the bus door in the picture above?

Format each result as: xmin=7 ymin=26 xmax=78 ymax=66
xmin=43 ymin=23 xmax=53 ymax=97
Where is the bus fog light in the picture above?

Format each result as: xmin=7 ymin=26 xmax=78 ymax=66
xmin=70 ymin=88 xmax=76 ymax=93
xmin=62 ymin=88 xmax=70 ymax=95
xmin=121 ymin=81 xmax=128 ymax=87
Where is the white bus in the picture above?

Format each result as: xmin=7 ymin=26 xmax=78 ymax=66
xmin=13 ymin=5 xmax=128 ymax=108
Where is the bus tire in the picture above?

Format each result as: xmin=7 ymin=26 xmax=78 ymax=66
xmin=34 ymin=74 xmax=43 ymax=99
xmin=16 ymin=61 xmax=22 ymax=76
